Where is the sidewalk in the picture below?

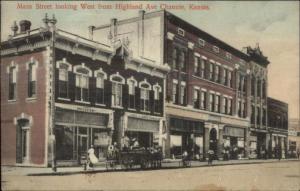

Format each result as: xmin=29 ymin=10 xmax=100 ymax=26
xmin=2 ymin=158 xmax=299 ymax=176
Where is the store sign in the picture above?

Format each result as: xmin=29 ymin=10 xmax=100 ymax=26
xmin=94 ymin=133 xmax=109 ymax=146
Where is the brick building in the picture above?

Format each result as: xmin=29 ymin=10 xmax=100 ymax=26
xmin=91 ymin=10 xmax=274 ymax=160
xmin=1 ymin=15 xmax=169 ymax=166
xmin=267 ymin=97 xmax=288 ymax=159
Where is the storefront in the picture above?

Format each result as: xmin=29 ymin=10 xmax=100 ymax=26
xmin=54 ymin=104 xmax=113 ymax=165
xmin=169 ymin=117 xmax=204 ymax=158
xmin=270 ymin=133 xmax=287 ymax=159
xmin=123 ymin=113 xmax=161 ymax=149
xmin=223 ymin=126 xmax=245 ymax=159
xmin=249 ymin=130 xmax=267 ymax=159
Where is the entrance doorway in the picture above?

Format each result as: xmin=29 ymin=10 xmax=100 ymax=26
xmin=209 ymin=128 xmax=218 ymax=159
xmin=78 ymin=127 xmax=88 ymax=164
xmin=16 ymin=119 xmax=30 ymax=164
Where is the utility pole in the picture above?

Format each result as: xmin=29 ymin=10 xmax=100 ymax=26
xmin=45 ymin=14 xmax=57 ymax=172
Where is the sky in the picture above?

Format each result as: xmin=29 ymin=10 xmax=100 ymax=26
xmin=1 ymin=1 xmax=299 ymax=119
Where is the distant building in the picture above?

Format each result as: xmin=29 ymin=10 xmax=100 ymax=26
xmin=267 ymin=97 xmax=288 ymax=159
xmin=288 ymin=118 xmax=300 ymax=157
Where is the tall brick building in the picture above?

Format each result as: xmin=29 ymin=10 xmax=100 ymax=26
xmin=91 ymin=10 xmax=273 ymax=160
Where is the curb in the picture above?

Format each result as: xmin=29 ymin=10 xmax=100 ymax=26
xmin=26 ymin=159 xmax=299 ymax=176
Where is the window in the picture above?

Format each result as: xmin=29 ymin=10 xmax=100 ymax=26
xmin=228 ymin=98 xmax=232 ymax=115
xmin=238 ymin=100 xmax=242 ymax=117
xmin=226 ymin=52 xmax=232 ymax=59
xmin=153 ymin=85 xmax=161 ymax=113
xmin=228 ymin=71 xmax=232 ymax=87
xmin=178 ymin=28 xmax=185 ymax=36
xmin=243 ymin=101 xmax=247 ymax=118
xmin=111 ymin=75 xmax=124 ymax=107
xmin=198 ymin=38 xmax=205 ymax=47
xmin=140 ymin=82 xmax=150 ymax=111
xmin=28 ymin=63 xmax=36 ymax=98
xmin=209 ymin=63 xmax=214 ymax=81
xmin=214 ymin=65 xmax=220 ymax=83
xmin=262 ymin=81 xmax=266 ymax=98
xmin=251 ymin=77 xmax=255 ymax=96
xmin=193 ymin=88 xmax=200 ymax=109
xmin=172 ymin=82 xmax=178 ymax=104
xmin=256 ymin=107 xmax=260 ymax=124
xmin=209 ymin=93 xmax=215 ymax=112
xmin=200 ymin=58 xmax=206 ymax=78
xmin=223 ymin=68 xmax=228 ymax=85
xmin=128 ymin=79 xmax=136 ymax=109
xmin=200 ymin=90 xmax=206 ymax=110
xmin=215 ymin=95 xmax=220 ymax=113
xmin=180 ymin=51 xmax=186 ymax=71
xmin=257 ymin=80 xmax=261 ymax=97
xmin=223 ymin=97 xmax=228 ymax=114
xmin=194 ymin=56 xmax=199 ymax=75
xmin=180 ymin=84 xmax=186 ymax=105
xmin=96 ymin=72 xmax=106 ymax=104
xmin=172 ymin=48 xmax=178 ymax=70
xmin=8 ymin=66 xmax=17 ymax=100
xmin=213 ymin=46 xmax=219 ymax=53
xmin=58 ymin=62 xmax=70 ymax=99
xmin=251 ymin=105 xmax=255 ymax=124
xmin=75 ymin=68 xmax=89 ymax=102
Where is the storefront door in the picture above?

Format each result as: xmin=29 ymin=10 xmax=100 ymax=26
xmin=78 ymin=128 xmax=88 ymax=164
xmin=209 ymin=128 xmax=218 ymax=159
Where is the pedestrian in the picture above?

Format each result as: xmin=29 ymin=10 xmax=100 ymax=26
xmin=208 ymin=149 xmax=214 ymax=165
xmin=87 ymin=145 xmax=98 ymax=170
xmin=297 ymin=148 xmax=300 ymax=159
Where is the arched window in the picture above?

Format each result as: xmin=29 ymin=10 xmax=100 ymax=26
xmin=153 ymin=83 xmax=162 ymax=113
xmin=110 ymin=72 xmax=125 ymax=107
xmin=57 ymin=59 xmax=71 ymax=99
xmin=139 ymin=80 xmax=151 ymax=112
xmin=74 ymin=64 xmax=92 ymax=102
xmin=127 ymin=77 xmax=137 ymax=109
xmin=94 ymin=68 xmax=107 ymax=105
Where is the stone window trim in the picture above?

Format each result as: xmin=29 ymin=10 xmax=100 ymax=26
xmin=213 ymin=46 xmax=220 ymax=53
xmin=177 ymin=27 xmax=185 ymax=37
xmin=110 ymin=72 xmax=125 ymax=84
xmin=94 ymin=68 xmax=107 ymax=80
xmin=198 ymin=38 xmax=205 ymax=47
xmin=73 ymin=63 xmax=92 ymax=77
xmin=56 ymin=58 xmax=72 ymax=71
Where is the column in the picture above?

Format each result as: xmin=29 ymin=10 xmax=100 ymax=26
xmin=218 ymin=125 xmax=224 ymax=159
xmin=234 ymin=69 xmax=239 ymax=116
xmin=203 ymin=122 xmax=211 ymax=160
xmin=244 ymin=128 xmax=250 ymax=158
xmin=265 ymin=133 xmax=270 ymax=159
xmin=165 ymin=115 xmax=171 ymax=158
xmin=246 ymin=73 xmax=251 ymax=119
xmin=24 ymin=129 xmax=30 ymax=163
xmin=254 ymin=77 xmax=258 ymax=128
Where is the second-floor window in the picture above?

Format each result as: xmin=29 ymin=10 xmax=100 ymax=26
xmin=75 ymin=67 xmax=90 ymax=102
xmin=172 ymin=82 xmax=178 ymax=104
xmin=194 ymin=56 xmax=200 ymax=75
xmin=228 ymin=71 xmax=232 ymax=87
xmin=214 ymin=65 xmax=220 ymax=83
xmin=153 ymin=85 xmax=161 ymax=113
xmin=96 ymin=72 xmax=105 ymax=104
xmin=200 ymin=90 xmax=206 ymax=110
xmin=28 ymin=63 xmax=36 ymax=98
xmin=215 ymin=95 xmax=220 ymax=113
xmin=193 ymin=88 xmax=200 ymax=109
xmin=8 ymin=66 xmax=17 ymax=100
xmin=222 ymin=97 xmax=228 ymax=114
xmin=228 ymin=98 xmax=232 ymax=115
xmin=58 ymin=63 xmax=69 ymax=99
xmin=209 ymin=93 xmax=215 ymax=112
xmin=140 ymin=83 xmax=150 ymax=112
xmin=180 ymin=84 xmax=186 ymax=105
xmin=127 ymin=78 xmax=136 ymax=109
xmin=209 ymin=63 xmax=214 ymax=81
xmin=111 ymin=76 xmax=124 ymax=107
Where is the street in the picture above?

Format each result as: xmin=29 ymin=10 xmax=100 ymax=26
xmin=2 ymin=161 xmax=300 ymax=191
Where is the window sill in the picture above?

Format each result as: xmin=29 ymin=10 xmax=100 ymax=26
xmin=128 ymin=108 xmax=136 ymax=111
xmin=154 ymin=112 xmax=161 ymax=115
xmin=192 ymin=75 xmax=234 ymax=90
xmin=112 ymin=105 xmax=123 ymax=109
xmin=95 ymin=103 xmax=106 ymax=107
xmin=141 ymin=110 xmax=151 ymax=113
xmin=26 ymin=97 xmax=37 ymax=102
xmin=8 ymin=99 xmax=17 ymax=103
xmin=75 ymin=100 xmax=91 ymax=104
xmin=58 ymin=97 xmax=71 ymax=101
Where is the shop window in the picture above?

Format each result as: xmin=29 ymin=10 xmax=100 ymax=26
xmin=75 ymin=67 xmax=90 ymax=102
xmin=140 ymin=81 xmax=151 ymax=112
xmin=153 ymin=84 xmax=161 ymax=113
xmin=27 ymin=62 xmax=36 ymax=98
xmin=95 ymin=72 xmax=106 ymax=104
xmin=8 ymin=66 xmax=17 ymax=100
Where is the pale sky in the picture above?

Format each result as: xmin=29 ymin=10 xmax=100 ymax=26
xmin=1 ymin=1 xmax=299 ymax=119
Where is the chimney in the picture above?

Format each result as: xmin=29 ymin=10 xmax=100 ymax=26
xmin=139 ymin=10 xmax=145 ymax=19
xmin=19 ymin=20 xmax=31 ymax=33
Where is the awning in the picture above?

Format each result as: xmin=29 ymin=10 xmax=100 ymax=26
xmin=169 ymin=117 xmax=204 ymax=134
xmin=127 ymin=117 xmax=159 ymax=133
xmin=223 ymin=126 xmax=245 ymax=138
